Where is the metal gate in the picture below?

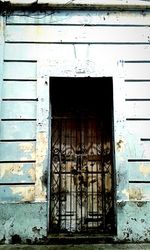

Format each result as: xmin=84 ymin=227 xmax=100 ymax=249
xmin=50 ymin=112 xmax=115 ymax=234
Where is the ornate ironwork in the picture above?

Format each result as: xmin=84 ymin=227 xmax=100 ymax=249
xmin=50 ymin=115 xmax=115 ymax=234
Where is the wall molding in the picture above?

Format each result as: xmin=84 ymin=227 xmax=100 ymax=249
xmin=1 ymin=0 xmax=150 ymax=11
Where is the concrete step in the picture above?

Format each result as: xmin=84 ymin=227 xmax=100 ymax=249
xmin=0 ymin=244 xmax=150 ymax=250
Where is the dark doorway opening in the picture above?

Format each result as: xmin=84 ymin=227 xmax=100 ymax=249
xmin=49 ymin=77 xmax=116 ymax=235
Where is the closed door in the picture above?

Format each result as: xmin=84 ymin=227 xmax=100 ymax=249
xmin=49 ymin=77 xmax=115 ymax=234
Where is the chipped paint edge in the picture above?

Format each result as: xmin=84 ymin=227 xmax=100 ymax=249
xmin=35 ymin=63 xmax=50 ymax=203
xmin=0 ymin=201 xmax=47 ymax=244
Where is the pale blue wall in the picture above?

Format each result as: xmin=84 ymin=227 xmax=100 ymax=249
xmin=0 ymin=9 xmax=150 ymax=243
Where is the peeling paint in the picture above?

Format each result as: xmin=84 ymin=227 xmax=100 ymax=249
xmin=32 ymin=226 xmax=41 ymax=234
xmin=19 ymin=142 xmax=35 ymax=160
xmin=0 ymin=163 xmax=23 ymax=178
xmin=116 ymin=139 xmax=125 ymax=152
xmin=129 ymin=187 xmax=143 ymax=201
xmin=35 ymin=132 xmax=48 ymax=201
xmin=121 ymin=187 xmax=145 ymax=201
xmin=20 ymin=142 xmax=34 ymax=152
xmin=117 ymin=201 xmax=150 ymax=242
xmin=122 ymin=189 xmax=129 ymax=199
xmin=1 ymin=7 xmax=150 ymax=243
xmin=36 ymin=132 xmax=47 ymax=164
xmin=0 ymin=203 xmax=47 ymax=243
xmin=139 ymin=164 xmax=150 ymax=177
xmin=3 ymin=217 xmax=15 ymax=244
xmin=10 ymin=186 xmax=35 ymax=201
xmin=28 ymin=166 xmax=36 ymax=182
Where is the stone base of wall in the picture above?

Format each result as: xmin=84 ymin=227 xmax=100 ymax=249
xmin=116 ymin=201 xmax=150 ymax=242
xmin=0 ymin=202 xmax=47 ymax=244
xmin=0 ymin=201 xmax=150 ymax=244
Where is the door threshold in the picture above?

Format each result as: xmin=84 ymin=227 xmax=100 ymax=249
xmin=47 ymin=234 xmax=115 ymax=244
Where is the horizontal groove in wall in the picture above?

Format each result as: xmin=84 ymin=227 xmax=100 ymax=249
xmin=0 ymin=183 xmax=35 ymax=186
xmin=4 ymin=60 xmax=37 ymax=63
xmin=128 ymin=159 xmax=150 ymax=162
xmin=6 ymin=23 xmax=150 ymax=27
xmin=2 ymin=99 xmax=38 ymax=101
xmin=0 ymin=160 xmax=36 ymax=163
xmin=5 ymin=41 xmax=150 ymax=45
xmin=141 ymin=138 xmax=150 ymax=141
xmin=3 ymin=79 xmax=37 ymax=82
xmin=125 ymin=99 xmax=150 ymax=101
xmin=125 ymin=60 xmax=150 ymax=63
xmin=1 ymin=119 xmax=37 ymax=121
xmin=0 ymin=139 xmax=36 ymax=142
xmin=125 ymin=79 xmax=150 ymax=82
xmin=126 ymin=118 xmax=150 ymax=121
xmin=129 ymin=181 xmax=150 ymax=183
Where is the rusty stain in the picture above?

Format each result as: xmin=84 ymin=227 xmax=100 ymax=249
xmin=129 ymin=187 xmax=143 ymax=200
xmin=116 ymin=139 xmax=125 ymax=152
xmin=0 ymin=164 xmax=23 ymax=178
xmin=10 ymin=186 xmax=35 ymax=201
xmin=139 ymin=164 xmax=150 ymax=177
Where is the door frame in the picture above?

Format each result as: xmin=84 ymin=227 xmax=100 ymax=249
xmin=36 ymin=59 xmax=127 ymax=235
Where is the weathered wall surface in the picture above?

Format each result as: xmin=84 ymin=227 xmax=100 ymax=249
xmin=1 ymin=0 xmax=150 ymax=10
xmin=0 ymin=9 xmax=150 ymax=243
xmin=0 ymin=202 xmax=47 ymax=244
xmin=117 ymin=201 xmax=150 ymax=242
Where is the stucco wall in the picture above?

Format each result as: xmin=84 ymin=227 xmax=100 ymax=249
xmin=0 ymin=9 xmax=150 ymax=243
xmin=117 ymin=201 xmax=150 ymax=242
xmin=0 ymin=202 xmax=47 ymax=244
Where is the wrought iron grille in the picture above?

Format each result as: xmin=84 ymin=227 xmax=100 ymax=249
xmin=50 ymin=114 xmax=115 ymax=234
